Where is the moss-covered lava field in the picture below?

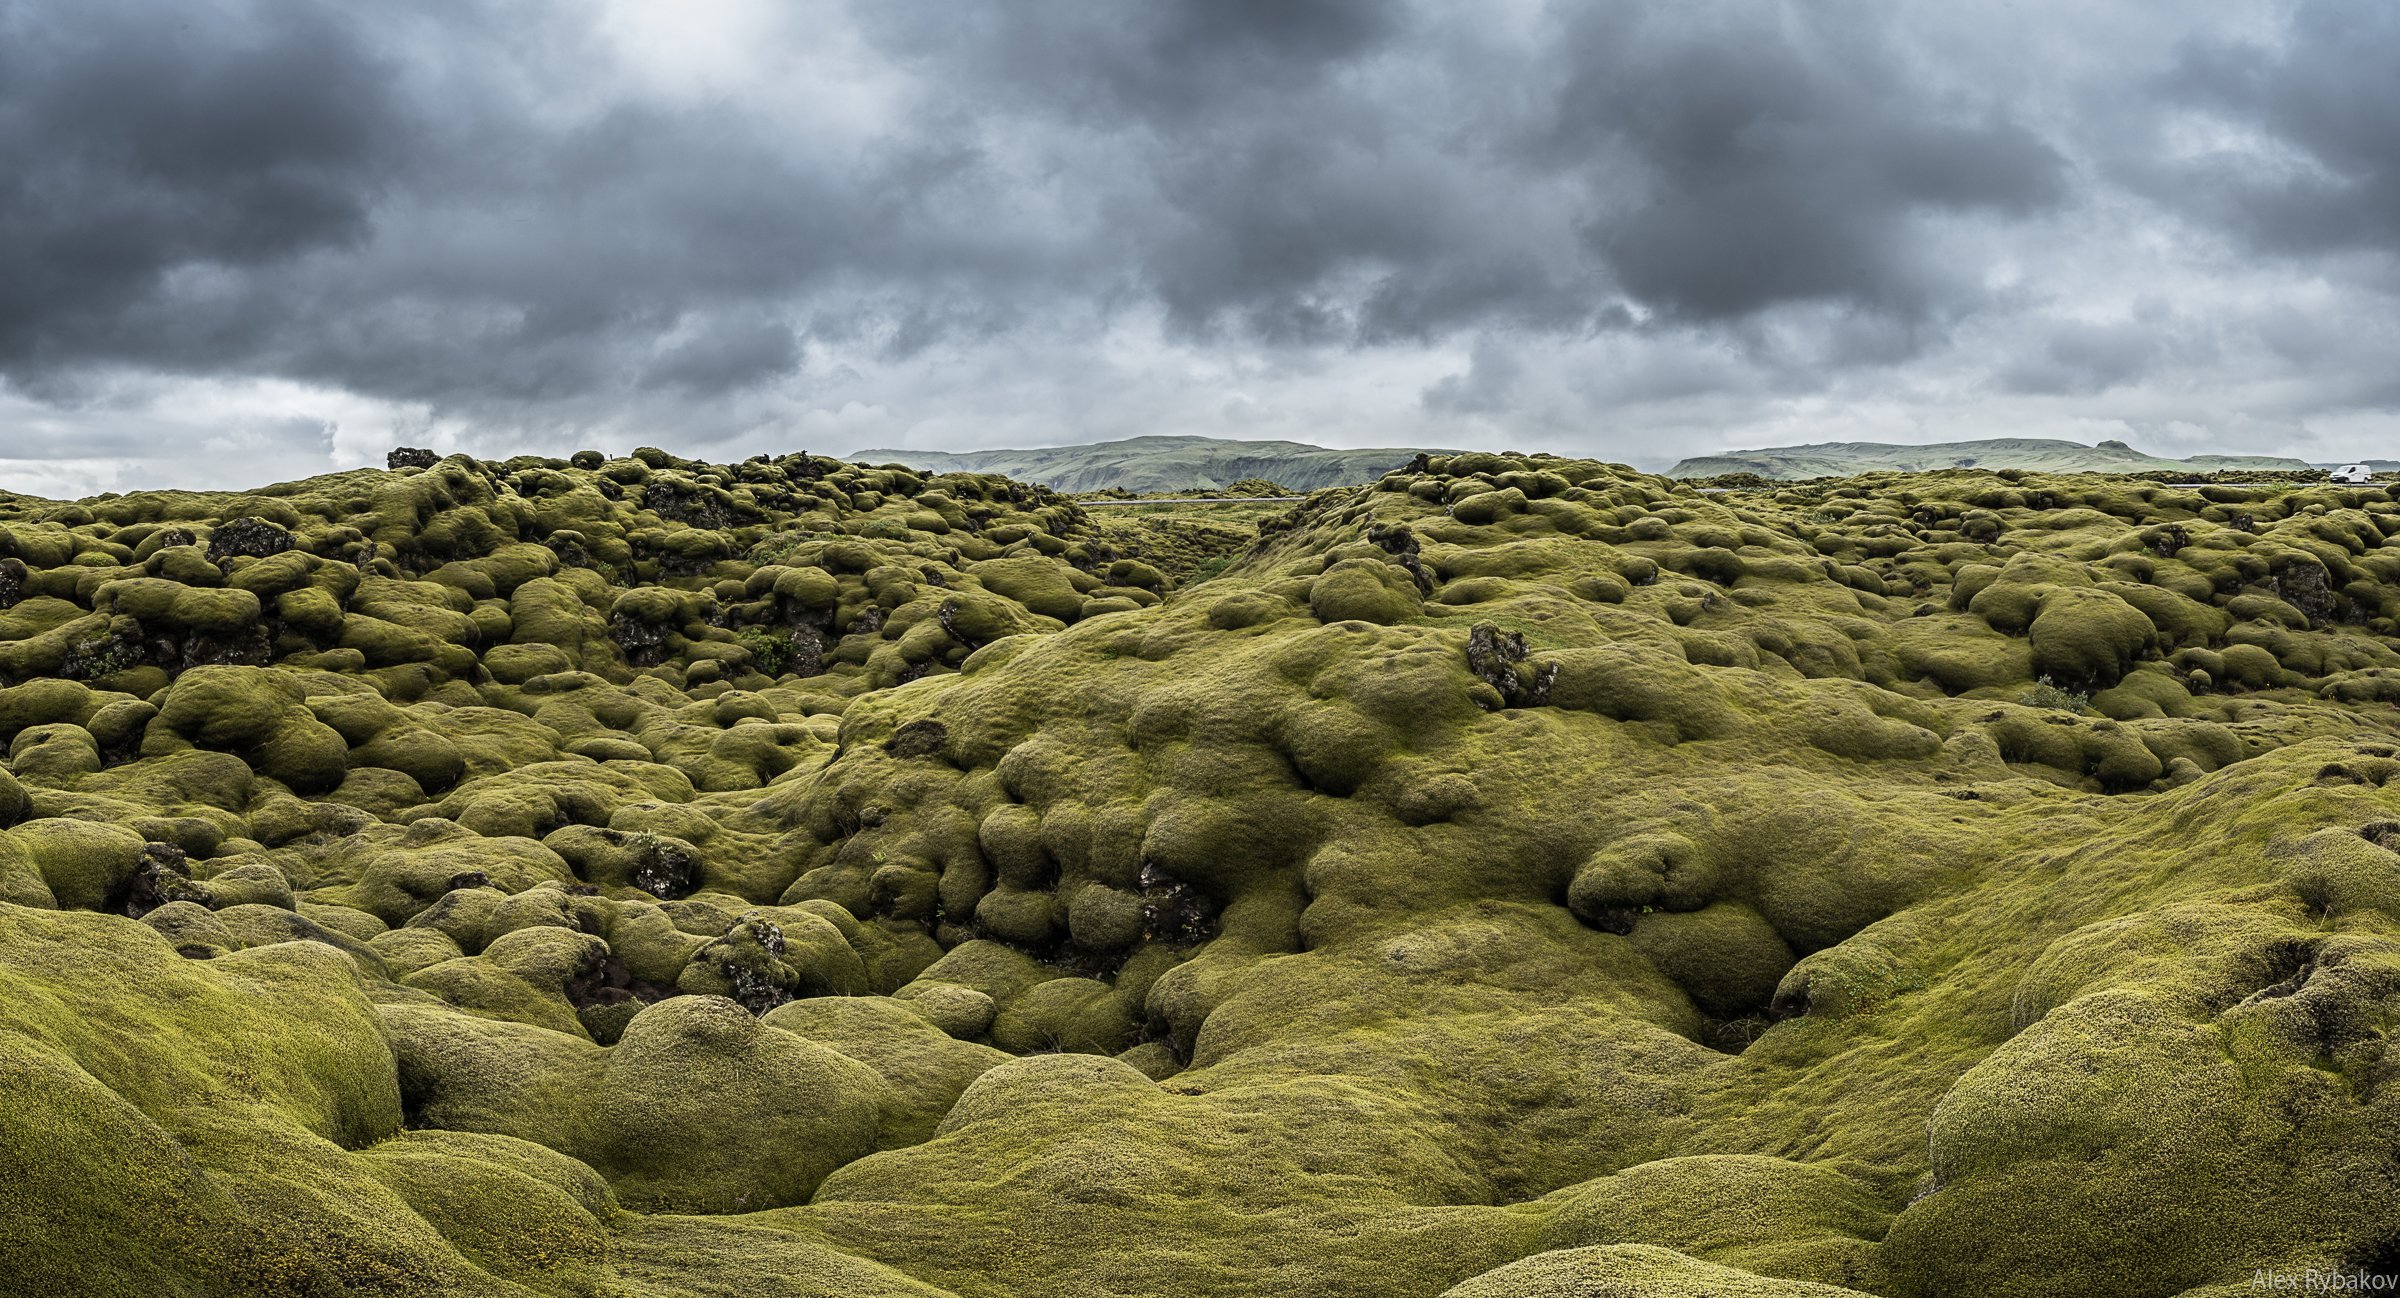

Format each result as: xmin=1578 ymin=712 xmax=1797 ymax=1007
xmin=3 ymin=448 xmax=2399 ymax=1296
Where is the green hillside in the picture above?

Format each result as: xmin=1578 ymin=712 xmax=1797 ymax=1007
xmin=852 ymin=435 xmax=1450 ymax=494
xmin=5 ymin=449 xmax=2400 ymax=1295
xmin=1670 ymin=437 xmax=2312 ymax=479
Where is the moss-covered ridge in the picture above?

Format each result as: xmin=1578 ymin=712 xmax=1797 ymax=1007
xmin=3 ymin=450 xmax=2399 ymax=1296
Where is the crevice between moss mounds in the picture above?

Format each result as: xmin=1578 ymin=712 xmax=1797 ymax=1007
xmin=2349 ymin=1236 xmax=2400 ymax=1288
xmin=567 ymin=949 xmax=677 ymax=1045
xmin=1465 ymin=622 xmax=1557 ymax=710
xmin=64 ymin=621 xmax=276 ymax=682
xmin=2236 ymin=937 xmax=2320 ymax=1007
xmin=1366 ymin=521 xmax=1434 ymax=596
xmin=683 ymin=912 xmax=801 ymax=1014
xmin=934 ymin=598 xmax=979 ymax=650
xmin=114 ymin=842 xmax=202 ymax=918
xmin=609 ymin=610 xmax=674 ymax=668
xmin=1135 ymin=861 xmax=1219 ymax=948
xmin=640 ymin=478 xmax=745 ymax=530
xmin=2273 ymin=562 xmax=2338 ymax=627
xmin=204 ymin=517 xmax=295 ymax=564
xmin=629 ymin=835 xmax=700 ymax=901
xmin=884 ymin=719 xmax=950 ymax=761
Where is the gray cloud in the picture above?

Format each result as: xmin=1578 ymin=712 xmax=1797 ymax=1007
xmin=1997 ymin=315 xmax=2183 ymax=396
xmin=1546 ymin=4 xmax=2068 ymax=324
xmin=0 ymin=0 xmax=2394 ymax=494
xmin=2158 ymin=0 xmax=2400 ymax=260
xmin=640 ymin=313 xmax=800 ymax=394
xmin=0 ymin=0 xmax=403 ymax=369
xmin=850 ymin=0 xmax=1400 ymax=126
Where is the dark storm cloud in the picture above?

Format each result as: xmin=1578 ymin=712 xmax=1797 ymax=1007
xmin=847 ymin=0 xmax=1579 ymax=344
xmin=0 ymin=0 xmax=1041 ymax=409
xmin=0 ymin=0 xmax=2088 ymax=409
xmin=1422 ymin=338 xmax=1526 ymax=416
xmin=1996 ymin=318 xmax=2181 ymax=396
xmin=852 ymin=0 xmax=2071 ymax=347
xmin=850 ymin=0 xmax=1399 ymax=125
xmin=1545 ymin=5 xmax=2068 ymax=323
xmin=0 ymin=0 xmax=2394 ymax=483
xmin=2154 ymin=0 xmax=2400 ymax=261
xmin=0 ymin=0 xmax=404 ymax=366
xmin=640 ymin=314 xmax=799 ymax=394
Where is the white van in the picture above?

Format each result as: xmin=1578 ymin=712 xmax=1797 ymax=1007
xmin=2331 ymin=464 xmax=2376 ymax=484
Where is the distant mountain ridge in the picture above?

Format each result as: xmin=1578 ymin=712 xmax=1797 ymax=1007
xmin=1669 ymin=438 xmax=2313 ymax=480
xmin=850 ymin=435 xmax=1451 ymax=494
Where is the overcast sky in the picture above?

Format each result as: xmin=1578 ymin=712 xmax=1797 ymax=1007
xmin=3 ymin=0 xmax=2398 ymax=495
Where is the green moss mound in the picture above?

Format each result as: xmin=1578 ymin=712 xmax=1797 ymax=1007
xmin=6 ymin=450 xmax=2400 ymax=1295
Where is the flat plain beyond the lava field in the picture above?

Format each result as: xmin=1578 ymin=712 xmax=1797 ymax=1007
xmin=3 ymin=449 xmax=2399 ymax=1297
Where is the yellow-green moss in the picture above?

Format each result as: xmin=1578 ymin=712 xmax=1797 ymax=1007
xmin=8 ymin=452 xmax=2400 ymax=1295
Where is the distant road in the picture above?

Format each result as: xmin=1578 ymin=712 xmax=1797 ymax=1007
xmin=1097 ymin=482 xmax=2349 ymax=503
xmin=1690 ymin=480 xmax=2326 ymax=494
xmin=1078 ymin=496 xmax=1309 ymax=506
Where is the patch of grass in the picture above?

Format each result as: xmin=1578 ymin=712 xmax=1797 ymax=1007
xmin=2017 ymin=675 xmax=2090 ymax=712
xmin=736 ymin=628 xmax=790 ymax=676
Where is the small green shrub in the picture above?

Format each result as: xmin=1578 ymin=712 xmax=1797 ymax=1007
xmin=2017 ymin=675 xmax=2090 ymax=712
xmin=735 ymin=628 xmax=789 ymax=676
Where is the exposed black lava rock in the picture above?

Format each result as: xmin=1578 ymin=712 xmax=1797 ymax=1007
xmin=205 ymin=517 xmax=296 ymax=562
